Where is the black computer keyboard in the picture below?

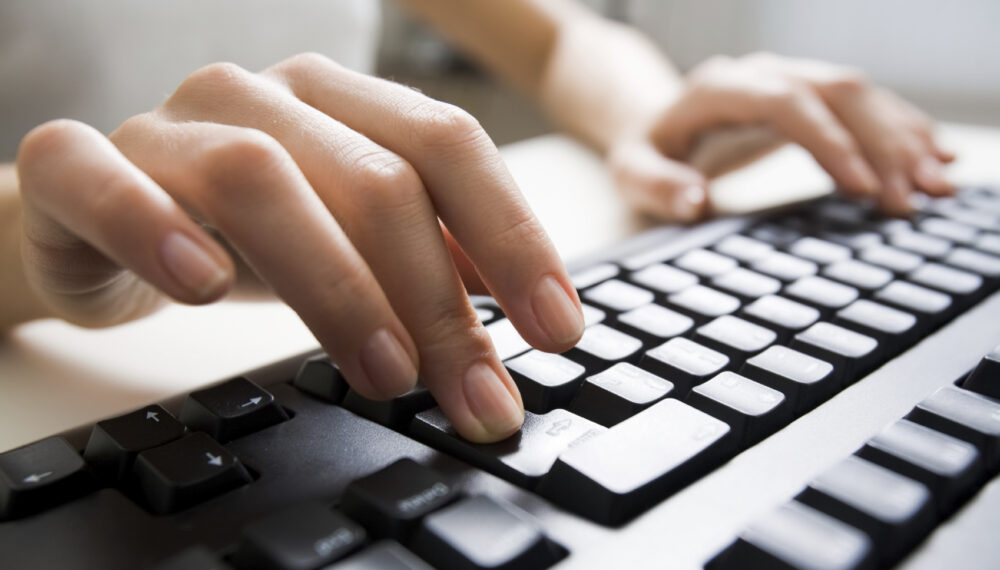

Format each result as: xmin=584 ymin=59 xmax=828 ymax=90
xmin=4 ymin=187 xmax=1000 ymax=569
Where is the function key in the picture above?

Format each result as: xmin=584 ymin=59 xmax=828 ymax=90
xmin=822 ymin=259 xmax=893 ymax=292
xmin=583 ymin=279 xmax=654 ymax=312
xmin=751 ymin=251 xmax=818 ymax=282
xmin=741 ymin=295 xmax=820 ymax=341
xmin=327 ymin=540 xmax=432 ymax=570
xmin=961 ymin=345 xmax=1000 ymax=400
xmin=944 ymin=247 xmax=1000 ymax=278
xmin=84 ymin=404 xmax=186 ymax=481
xmin=746 ymin=223 xmax=802 ymax=248
xmin=507 ymin=350 xmax=587 ymax=413
xmin=571 ymin=263 xmax=619 ymax=290
xmin=784 ymin=276 xmax=859 ymax=314
xmin=858 ymin=244 xmax=923 ymax=274
xmin=711 ymin=268 xmax=782 ymax=300
xmin=568 ymin=363 xmax=675 ymax=427
xmin=694 ymin=315 xmax=777 ymax=366
xmin=686 ymin=371 xmax=788 ymax=447
xmin=342 ymin=385 xmax=437 ymax=430
xmin=293 ymin=355 xmax=349 ymax=404
xmin=741 ymin=346 xmax=836 ymax=413
xmin=673 ymin=248 xmax=738 ymax=278
xmin=233 ymin=503 xmax=366 ymax=569
xmin=641 ymin=337 xmax=730 ymax=395
xmin=714 ymin=234 xmax=774 ymax=263
xmin=788 ymin=237 xmax=852 ymax=264
xmin=666 ymin=285 xmax=741 ymax=321
xmin=617 ymin=303 xmax=694 ymax=342
xmin=919 ymin=217 xmax=979 ymax=245
xmin=0 ymin=437 xmax=94 ymax=520
xmin=132 ymin=432 xmax=252 ymax=515
xmin=180 ymin=377 xmax=288 ymax=442
xmin=791 ymin=322 xmax=879 ymax=383
xmin=340 ymin=459 xmax=459 ymax=540
xmin=889 ymin=230 xmax=952 ymax=259
xmin=630 ymin=263 xmax=698 ymax=294
xmin=412 ymin=495 xmax=563 ymax=570
xmin=907 ymin=385 xmax=1000 ymax=473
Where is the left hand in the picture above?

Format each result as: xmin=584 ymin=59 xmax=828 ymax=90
xmin=607 ymin=52 xmax=955 ymax=221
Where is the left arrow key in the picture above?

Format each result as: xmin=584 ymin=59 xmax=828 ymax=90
xmin=0 ymin=437 xmax=95 ymax=520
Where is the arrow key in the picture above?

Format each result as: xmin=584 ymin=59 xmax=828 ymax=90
xmin=180 ymin=377 xmax=289 ymax=442
xmin=84 ymin=405 xmax=186 ymax=482
xmin=0 ymin=437 xmax=95 ymax=520
xmin=133 ymin=433 xmax=252 ymax=515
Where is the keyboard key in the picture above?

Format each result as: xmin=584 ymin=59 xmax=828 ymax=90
xmin=791 ymin=322 xmax=878 ymax=382
xmin=919 ymin=216 xmax=979 ymax=244
xmin=293 ymin=355 xmax=349 ymax=404
xmin=834 ymin=299 xmax=918 ymax=351
xmin=342 ymin=385 xmax=437 ymax=429
xmin=583 ymin=279 xmax=654 ymax=312
xmin=666 ymin=285 xmax=741 ymax=321
xmin=673 ymin=248 xmax=738 ymax=277
xmin=485 ymin=319 xmax=531 ymax=361
xmin=132 ymin=432 xmax=251 ymax=515
xmin=747 ymin=223 xmax=801 ymax=248
xmin=907 ymin=385 xmax=1000 ymax=472
xmin=694 ymin=315 xmax=776 ymax=365
xmin=641 ymin=337 xmax=730 ymax=395
xmin=962 ymin=345 xmax=1000 ymax=400
xmin=789 ymin=236 xmax=852 ymax=264
xmin=873 ymin=280 xmax=952 ymax=321
xmin=751 ymin=251 xmax=818 ymax=282
xmin=859 ymin=244 xmax=923 ymax=274
xmin=796 ymin=456 xmax=934 ymax=565
xmin=0 ymin=437 xmax=94 ymax=520
xmin=539 ymin=399 xmax=733 ymax=525
xmin=741 ymin=294 xmax=820 ymax=340
xmin=710 ymin=268 xmax=781 ymax=300
xmin=944 ymin=247 xmax=1000 ymax=278
xmin=617 ymin=303 xmax=693 ymax=341
xmin=889 ymin=230 xmax=952 ymax=258
xmin=784 ymin=275 xmax=859 ymax=313
xmin=570 ymin=262 xmax=619 ymax=290
xmin=858 ymin=419 xmax=983 ymax=514
xmin=412 ymin=495 xmax=562 ymax=570
xmin=84 ymin=405 xmax=186 ymax=481
xmin=568 ymin=363 xmax=675 ymax=427
xmin=822 ymin=229 xmax=883 ymax=251
xmin=506 ymin=350 xmax=587 ymax=413
xmin=327 ymin=540 xmax=432 ymax=570
xmin=713 ymin=234 xmax=774 ymax=262
xmin=823 ymin=259 xmax=893 ymax=291
xmin=152 ymin=546 xmax=232 ymax=570
xmin=234 ymin=503 xmax=366 ymax=569
xmin=580 ymin=303 xmax=606 ymax=327
xmin=908 ymin=262 xmax=983 ymax=296
xmin=974 ymin=232 xmax=1000 ymax=256
xmin=179 ymin=377 xmax=288 ymax=442
xmin=708 ymin=501 xmax=875 ymax=570
xmin=629 ymin=263 xmax=698 ymax=294
xmin=686 ymin=371 xmax=788 ymax=447
xmin=412 ymin=407 xmax=605 ymax=488
xmin=932 ymin=198 xmax=1000 ymax=230
xmin=340 ymin=459 xmax=459 ymax=540
xmin=741 ymin=346 xmax=836 ymax=412
xmin=564 ymin=323 xmax=643 ymax=371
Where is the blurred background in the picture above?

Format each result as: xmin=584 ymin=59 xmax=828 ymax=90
xmin=379 ymin=0 xmax=1000 ymax=145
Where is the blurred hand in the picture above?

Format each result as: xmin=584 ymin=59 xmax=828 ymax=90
xmin=15 ymin=53 xmax=585 ymax=443
xmin=608 ymin=52 xmax=955 ymax=221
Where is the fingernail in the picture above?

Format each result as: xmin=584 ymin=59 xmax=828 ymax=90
xmin=532 ymin=275 xmax=584 ymax=346
xmin=463 ymin=361 xmax=523 ymax=438
xmin=360 ymin=327 xmax=418 ymax=399
xmin=160 ymin=232 xmax=228 ymax=298
xmin=674 ymin=185 xmax=706 ymax=221
xmin=914 ymin=156 xmax=953 ymax=193
xmin=844 ymin=156 xmax=880 ymax=195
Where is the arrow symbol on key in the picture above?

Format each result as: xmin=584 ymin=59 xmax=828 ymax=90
xmin=23 ymin=472 xmax=52 ymax=484
xmin=146 ymin=411 xmax=160 ymax=422
xmin=205 ymin=453 xmax=223 ymax=467
xmin=240 ymin=397 xmax=263 ymax=408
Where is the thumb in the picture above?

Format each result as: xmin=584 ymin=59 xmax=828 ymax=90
xmin=607 ymin=138 xmax=710 ymax=223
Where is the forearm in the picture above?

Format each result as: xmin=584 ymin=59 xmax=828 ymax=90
xmin=0 ymin=164 xmax=50 ymax=329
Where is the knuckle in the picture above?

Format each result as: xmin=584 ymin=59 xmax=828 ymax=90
xmin=351 ymin=152 xmax=425 ymax=213
xmin=168 ymin=61 xmax=252 ymax=105
xmin=823 ymin=67 xmax=868 ymax=98
xmin=199 ymin=129 xmax=289 ymax=201
xmin=271 ymin=51 xmax=341 ymax=81
xmin=491 ymin=209 xmax=549 ymax=252
xmin=409 ymin=100 xmax=488 ymax=151
xmin=421 ymin=299 xmax=493 ymax=357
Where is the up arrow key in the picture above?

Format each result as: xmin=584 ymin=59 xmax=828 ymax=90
xmin=146 ymin=410 xmax=160 ymax=422
xmin=205 ymin=452 xmax=223 ymax=467
xmin=240 ymin=397 xmax=263 ymax=408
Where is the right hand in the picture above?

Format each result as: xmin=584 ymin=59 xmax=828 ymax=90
xmin=15 ymin=53 xmax=585 ymax=442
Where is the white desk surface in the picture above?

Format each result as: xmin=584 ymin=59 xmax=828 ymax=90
xmin=2 ymin=123 xmax=999 ymax=452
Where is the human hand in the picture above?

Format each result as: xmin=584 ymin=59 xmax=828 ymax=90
xmin=15 ymin=53 xmax=585 ymax=442
xmin=607 ymin=52 xmax=954 ymax=221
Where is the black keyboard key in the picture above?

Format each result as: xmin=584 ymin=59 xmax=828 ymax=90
xmin=293 ymin=355 xmax=349 ymax=404
xmin=909 ymin=262 xmax=983 ymax=297
xmin=747 ymin=223 xmax=802 ymax=248
xmin=563 ymin=324 xmax=643 ymax=371
xmin=568 ymin=363 xmax=675 ymax=427
xmin=962 ymin=345 xmax=1000 ymax=399
xmin=907 ymin=385 xmax=1000 ymax=472
xmin=750 ymin=251 xmax=818 ymax=282
xmin=713 ymin=234 xmax=774 ymax=262
xmin=693 ymin=315 xmax=776 ymax=366
xmin=180 ymin=377 xmax=288 ymax=442
xmin=685 ymin=371 xmax=788 ymax=447
xmin=340 ymin=459 xmax=459 ymax=540
xmin=791 ymin=322 xmax=878 ymax=382
xmin=582 ymin=278 xmax=654 ymax=312
xmin=672 ymin=248 xmax=738 ymax=277
xmin=834 ymin=299 xmax=918 ymax=352
xmin=858 ymin=419 xmax=983 ymax=514
xmin=343 ymin=384 xmax=437 ymax=429
xmin=796 ymin=456 xmax=935 ymax=565
xmin=616 ymin=303 xmax=693 ymax=342
xmin=411 ymin=495 xmax=563 ymax=570
xmin=0 ymin=437 xmax=94 ymax=520
xmin=539 ymin=398 xmax=733 ymax=525
xmin=233 ymin=503 xmax=366 ymax=569
xmin=708 ymin=501 xmax=876 ymax=570
xmin=945 ymin=247 xmax=1000 ymax=278
xmin=784 ymin=275 xmax=859 ymax=314
xmin=858 ymin=244 xmax=923 ymax=274
xmin=741 ymin=294 xmax=820 ymax=341
xmin=741 ymin=346 xmax=836 ymax=412
xmin=506 ymin=350 xmax=586 ymax=413
xmin=788 ymin=236 xmax=851 ymax=264
xmin=629 ymin=263 xmax=698 ymax=294
xmin=640 ymin=337 xmax=729 ymax=395
xmin=132 ymin=432 xmax=252 ymax=515
xmin=666 ymin=285 xmax=741 ymax=321
xmin=153 ymin=546 xmax=232 ymax=570
xmin=822 ymin=259 xmax=894 ymax=292
xmin=327 ymin=540 xmax=432 ymax=570
xmin=84 ymin=405 xmax=186 ymax=481
xmin=412 ymin=407 xmax=605 ymax=488
xmin=710 ymin=268 xmax=781 ymax=300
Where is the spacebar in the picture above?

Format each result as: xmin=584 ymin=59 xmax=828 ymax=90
xmin=538 ymin=399 xmax=735 ymax=526
xmin=900 ymin=474 xmax=1000 ymax=569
